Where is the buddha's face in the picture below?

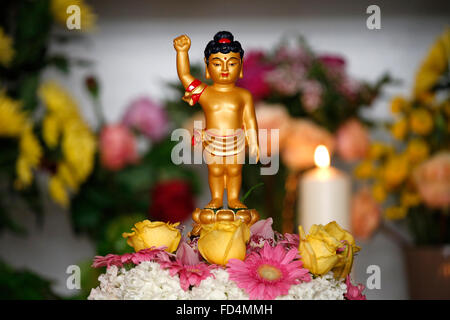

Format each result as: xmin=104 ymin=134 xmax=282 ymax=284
xmin=205 ymin=52 xmax=243 ymax=84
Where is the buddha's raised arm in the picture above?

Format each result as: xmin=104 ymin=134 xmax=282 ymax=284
xmin=173 ymin=35 xmax=195 ymax=89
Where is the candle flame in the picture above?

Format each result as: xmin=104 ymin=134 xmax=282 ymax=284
xmin=314 ymin=145 xmax=330 ymax=169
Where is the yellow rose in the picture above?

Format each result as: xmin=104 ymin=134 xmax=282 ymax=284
xmin=324 ymin=221 xmax=360 ymax=253
xmin=406 ymin=138 xmax=429 ymax=164
xmin=197 ymin=220 xmax=250 ymax=265
xmin=390 ymin=118 xmax=408 ymax=141
xmin=298 ymin=222 xmax=359 ymax=279
xmin=409 ymin=109 xmax=433 ymax=136
xmin=122 ymin=220 xmax=181 ymax=253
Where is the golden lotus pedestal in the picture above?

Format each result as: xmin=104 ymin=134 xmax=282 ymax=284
xmin=189 ymin=207 xmax=260 ymax=236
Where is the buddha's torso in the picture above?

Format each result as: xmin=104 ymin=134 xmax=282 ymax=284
xmin=200 ymin=86 xmax=246 ymax=133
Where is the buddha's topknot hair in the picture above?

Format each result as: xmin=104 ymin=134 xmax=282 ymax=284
xmin=204 ymin=31 xmax=244 ymax=64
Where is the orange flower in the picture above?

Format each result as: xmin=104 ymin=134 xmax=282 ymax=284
xmin=335 ymin=119 xmax=370 ymax=162
xmin=281 ymin=119 xmax=334 ymax=170
xmin=413 ymin=152 xmax=450 ymax=209
xmin=351 ymin=188 xmax=381 ymax=240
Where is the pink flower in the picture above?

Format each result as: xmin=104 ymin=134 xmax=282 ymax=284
xmin=176 ymin=240 xmax=201 ymax=265
xmin=281 ymin=119 xmax=335 ymax=170
xmin=300 ymin=80 xmax=323 ymax=112
xmin=318 ymin=54 xmax=346 ymax=76
xmin=92 ymin=247 xmax=170 ymax=268
xmin=274 ymin=47 xmax=310 ymax=65
xmin=227 ymin=243 xmax=311 ymax=300
xmin=250 ymin=218 xmax=275 ymax=239
xmin=335 ymin=118 xmax=370 ymax=162
xmin=255 ymin=103 xmax=291 ymax=156
xmin=277 ymin=233 xmax=300 ymax=250
xmin=344 ymin=275 xmax=367 ymax=300
xmin=99 ymin=124 xmax=138 ymax=171
xmin=266 ymin=67 xmax=301 ymax=96
xmin=237 ymin=51 xmax=274 ymax=101
xmin=413 ymin=152 xmax=450 ymax=209
xmin=351 ymin=188 xmax=381 ymax=240
xmin=159 ymin=258 xmax=215 ymax=291
xmin=122 ymin=97 xmax=169 ymax=141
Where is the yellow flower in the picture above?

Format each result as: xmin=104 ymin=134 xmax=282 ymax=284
xmin=43 ymin=114 xmax=61 ymax=148
xmin=0 ymin=27 xmax=14 ymax=67
xmin=406 ymin=138 xmax=429 ymax=164
xmin=368 ymin=142 xmax=388 ymax=160
xmin=57 ymin=162 xmax=78 ymax=191
xmin=383 ymin=154 xmax=409 ymax=188
xmin=0 ymin=93 xmax=27 ymax=137
xmin=324 ymin=221 xmax=360 ymax=253
xmin=15 ymin=126 xmax=43 ymax=189
xmin=197 ymin=220 xmax=250 ymax=265
xmin=354 ymin=160 xmax=375 ymax=179
xmin=39 ymin=81 xmax=79 ymax=116
xmin=298 ymin=222 xmax=359 ymax=279
xmin=62 ymin=120 xmax=96 ymax=182
xmin=39 ymin=81 xmax=97 ymax=187
xmin=50 ymin=0 xmax=97 ymax=31
xmin=390 ymin=96 xmax=408 ymax=114
xmin=372 ymin=182 xmax=387 ymax=203
xmin=15 ymin=157 xmax=33 ymax=189
xmin=385 ymin=206 xmax=408 ymax=220
xmin=390 ymin=118 xmax=408 ymax=140
xmin=414 ymin=28 xmax=449 ymax=99
xmin=122 ymin=220 xmax=181 ymax=253
xmin=401 ymin=191 xmax=422 ymax=208
xmin=409 ymin=109 xmax=434 ymax=136
xmin=49 ymin=176 xmax=69 ymax=207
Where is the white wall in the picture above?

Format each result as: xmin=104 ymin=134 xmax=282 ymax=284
xmin=1 ymin=0 xmax=448 ymax=299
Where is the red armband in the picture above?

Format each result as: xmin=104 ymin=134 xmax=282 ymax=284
xmin=182 ymin=79 xmax=207 ymax=106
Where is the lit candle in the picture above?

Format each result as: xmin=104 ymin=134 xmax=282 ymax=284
xmin=298 ymin=145 xmax=351 ymax=231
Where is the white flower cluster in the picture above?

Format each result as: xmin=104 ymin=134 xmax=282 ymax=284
xmin=88 ymin=261 xmax=347 ymax=300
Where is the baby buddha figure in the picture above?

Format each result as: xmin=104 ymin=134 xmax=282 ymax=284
xmin=173 ymin=31 xmax=260 ymax=234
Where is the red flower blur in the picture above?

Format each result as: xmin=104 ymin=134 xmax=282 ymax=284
xmin=149 ymin=180 xmax=195 ymax=223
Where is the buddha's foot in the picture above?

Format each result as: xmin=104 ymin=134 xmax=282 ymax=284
xmin=228 ymin=199 xmax=247 ymax=209
xmin=204 ymin=198 xmax=223 ymax=209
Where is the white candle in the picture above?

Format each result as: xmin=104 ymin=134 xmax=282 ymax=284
xmin=298 ymin=145 xmax=351 ymax=232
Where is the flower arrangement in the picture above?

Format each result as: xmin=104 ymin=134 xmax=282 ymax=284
xmin=89 ymin=218 xmax=366 ymax=300
xmin=353 ymin=29 xmax=450 ymax=244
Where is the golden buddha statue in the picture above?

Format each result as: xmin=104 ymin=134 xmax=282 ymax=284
xmin=173 ymin=31 xmax=260 ymax=235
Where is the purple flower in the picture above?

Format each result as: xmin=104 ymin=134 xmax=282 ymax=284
xmin=122 ymin=97 xmax=169 ymax=141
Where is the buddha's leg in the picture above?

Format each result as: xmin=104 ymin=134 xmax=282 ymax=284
xmin=226 ymin=163 xmax=247 ymax=209
xmin=205 ymin=160 xmax=225 ymax=209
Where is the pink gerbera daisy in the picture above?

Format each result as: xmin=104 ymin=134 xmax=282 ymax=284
xmin=227 ymin=242 xmax=311 ymax=300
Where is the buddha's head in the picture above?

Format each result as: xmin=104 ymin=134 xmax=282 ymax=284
xmin=204 ymin=31 xmax=244 ymax=85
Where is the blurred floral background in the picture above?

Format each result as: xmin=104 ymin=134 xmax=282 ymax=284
xmin=0 ymin=0 xmax=448 ymax=299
